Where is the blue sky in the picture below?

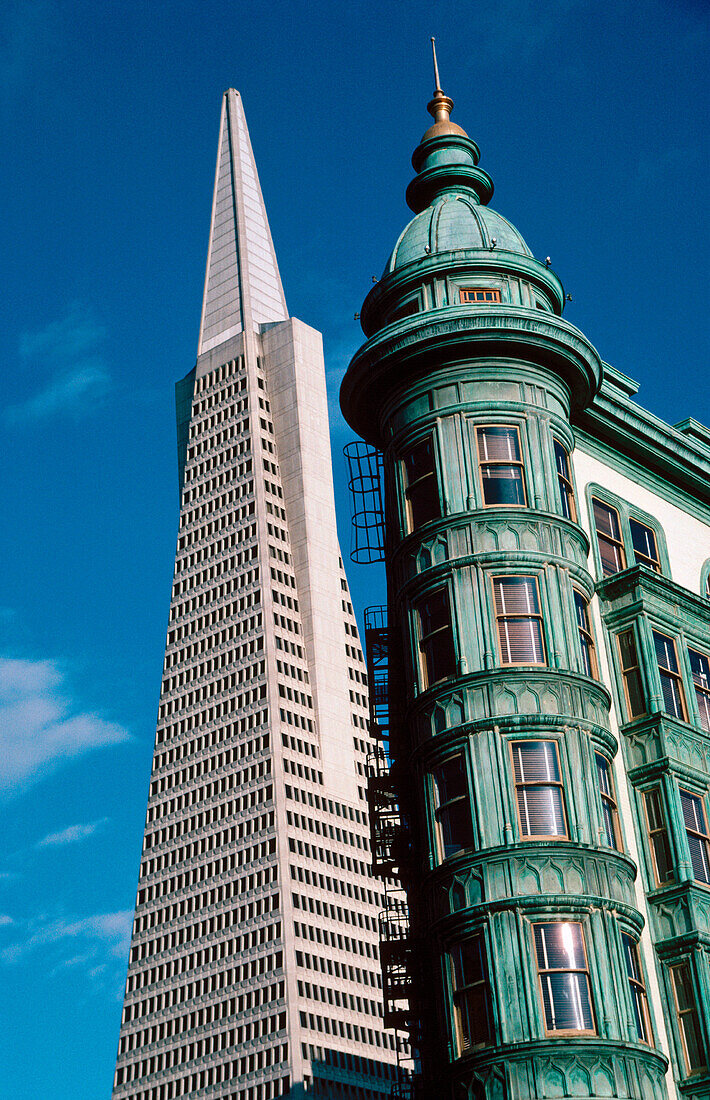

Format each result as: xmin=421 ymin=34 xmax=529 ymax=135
xmin=0 ymin=1 xmax=707 ymax=1096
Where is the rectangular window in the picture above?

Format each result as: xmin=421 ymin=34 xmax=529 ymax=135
xmin=574 ymin=591 xmax=597 ymax=678
xmin=595 ymin=753 xmax=622 ymax=850
xmin=415 ymin=588 xmax=456 ymax=688
xmin=533 ymin=922 xmax=595 ymax=1034
xmin=629 ymin=518 xmax=661 ymax=572
xmin=511 ymin=741 xmax=567 ymax=839
xmin=476 ymin=425 xmax=526 ymax=506
xmin=460 ymin=288 xmax=501 ymax=303
xmin=617 ymin=629 xmax=646 ymax=718
xmin=554 ymin=440 xmax=576 ymax=521
xmin=592 ymin=498 xmax=626 ymax=575
xmin=670 ymin=961 xmax=707 ymax=1075
xmin=642 ymin=787 xmax=674 ymax=885
xmin=621 ymin=934 xmax=651 ymax=1044
xmin=449 ymin=937 xmax=493 ymax=1053
xmin=431 ymin=755 xmax=474 ymax=861
xmin=493 ymin=576 xmax=545 ymax=665
xmin=688 ymin=648 xmax=710 ymax=732
xmin=653 ymin=631 xmax=686 ymax=720
xmin=402 ymin=437 xmax=440 ymax=531
xmin=680 ymin=789 xmax=710 ymax=885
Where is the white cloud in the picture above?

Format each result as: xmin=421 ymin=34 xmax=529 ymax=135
xmin=0 ymin=909 xmax=133 ymax=967
xmin=0 ymin=657 xmax=130 ymax=798
xmin=36 ymin=819 xmax=107 ymax=849
xmin=0 ymin=915 xmax=12 ymax=927
xmin=7 ymin=304 xmax=111 ymax=422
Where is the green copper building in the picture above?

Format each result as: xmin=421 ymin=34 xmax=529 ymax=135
xmin=341 ymin=64 xmax=710 ymax=1100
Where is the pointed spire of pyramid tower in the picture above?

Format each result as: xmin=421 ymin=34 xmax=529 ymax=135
xmin=197 ymin=89 xmax=288 ymax=355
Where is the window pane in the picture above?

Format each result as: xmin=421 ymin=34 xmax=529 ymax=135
xmin=517 ymin=786 xmax=566 ymax=837
xmin=618 ymin=630 xmax=645 ymax=717
xmin=595 ymin=753 xmax=621 ymax=850
xmin=554 ymin=440 xmax=571 ymax=480
xmin=450 ymin=937 xmax=492 ymax=1052
xmin=497 ymin=619 xmax=544 ymax=663
xmin=629 ymin=517 xmax=660 ymax=570
xmin=403 ymin=438 xmax=440 ymax=529
xmin=494 ymin=577 xmax=545 ymax=665
xmin=404 ymin=437 xmax=434 ymax=483
xmin=534 ymin=922 xmax=586 ymax=971
xmin=477 ymin=426 xmax=526 ymax=506
xmin=439 ymin=801 xmax=474 ymax=857
xmin=593 ymin=498 xmax=625 ymax=575
xmin=417 ymin=589 xmax=456 ymax=687
xmin=407 ymin=479 xmax=439 ymax=529
xmin=481 ymin=465 xmax=526 ymax=505
xmin=654 ymin=632 xmax=680 ymax=673
xmin=540 ymin=972 xmax=594 ymax=1032
xmin=426 ymin=631 xmax=457 ymax=685
xmin=419 ymin=589 xmax=449 ymax=636
xmin=689 ymin=648 xmax=710 ymax=732
xmin=554 ymin=441 xmax=576 ymax=521
xmin=653 ymin=632 xmax=685 ymax=719
xmin=534 ymin=923 xmax=594 ymax=1033
xmin=672 ymin=963 xmax=707 ymax=1073
xmin=513 ymin=741 xmax=560 ymax=783
xmin=478 ymin=427 xmax=521 ymax=463
xmin=643 ymin=788 xmax=674 ymax=884
xmin=435 ymin=756 xmax=467 ymax=803
xmin=456 ymin=938 xmax=485 ymax=986
xmin=574 ymin=591 xmax=596 ymax=678
xmin=433 ymin=756 xmax=474 ymax=860
xmin=621 ymin=934 xmax=650 ymax=1043
xmin=680 ymin=791 xmax=710 ymax=885
xmin=494 ymin=577 xmax=540 ymax=616
xmin=593 ymin=499 xmax=621 ymax=541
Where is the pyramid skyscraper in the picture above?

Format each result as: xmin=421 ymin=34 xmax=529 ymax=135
xmin=112 ymin=89 xmax=399 ymax=1100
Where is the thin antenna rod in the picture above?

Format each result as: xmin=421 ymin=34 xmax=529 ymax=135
xmin=431 ymin=37 xmax=442 ymax=92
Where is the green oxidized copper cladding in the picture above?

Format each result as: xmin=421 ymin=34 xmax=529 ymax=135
xmin=341 ymin=86 xmax=602 ymax=446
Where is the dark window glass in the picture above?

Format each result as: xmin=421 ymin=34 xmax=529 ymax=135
xmin=511 ymin=741 xmax=567 ymax=838
xmin=629 ymin=518 xmax=661 ymax=571
xmin=493 ymin=576 xmax=545 ymax=665
xmin=416 ymin=588 xmax=456 ymax=688
xmin=653 ymin=631 xmax=686 ymax=720
xmin=680 ymin=790 xmax=710 ymax=885
xmin=477 ymin=426 xmax=526 ymax=506
xmin=574 ymin=591 xmax=597 ymax=678
xmin=689 ymin=648 xmax=710 ymax=732
xmin=643 ymin=787 xmax=674 ymax=885
xmin=402 ymin=437 xmax=440 ymax=531
xmin=621 ymin=934 xmax=651 ymax=1043
xmin=533 ymin=922 xmax=595 ymax=1033
xmin=618 ymin=630 xmax=646 ymax=718
xmin=595 ymin=753 xmax=621 ymax=850
xmin=450 ymin=937 xmax=493 ymax=1052
xmin=554 ymin=440 xmax=576 ymax=521
xmin=671 ymin=962 xmax=707 ymax=1075
xmin=592 ymin=498 xmax=625 ymax=575
xmin=432 ymin=756 xmax=474 ymax=860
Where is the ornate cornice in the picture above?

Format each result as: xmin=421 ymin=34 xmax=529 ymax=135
xmin=342 ymin=307 xmax=602 ymax=444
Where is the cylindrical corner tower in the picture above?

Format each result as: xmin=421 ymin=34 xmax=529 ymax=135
xmin=341 ymin=78 xmax=669 ymax=1100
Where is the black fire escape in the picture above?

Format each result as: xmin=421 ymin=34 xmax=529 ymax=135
xmin=344 ymin=442 xmax=421 ymax=1099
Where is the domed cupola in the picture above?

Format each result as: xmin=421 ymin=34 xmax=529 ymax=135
xmin=343 ymin=46 xmax=602 ymax=445
xmin=387 ymin=197 xmax=533 ymax=273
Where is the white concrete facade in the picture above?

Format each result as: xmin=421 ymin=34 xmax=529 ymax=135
xmin=112 ymin=91 xmax=398 ymax=1100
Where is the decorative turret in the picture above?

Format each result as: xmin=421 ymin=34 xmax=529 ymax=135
xmin=342 ymin=54 xmax=602 ymax=446
xmin=341 ymin=50 xmax=669 ymax=1100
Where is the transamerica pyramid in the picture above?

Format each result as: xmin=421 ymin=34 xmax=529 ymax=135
xmin=112 ymin=90 xmax=399 ymax=1100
